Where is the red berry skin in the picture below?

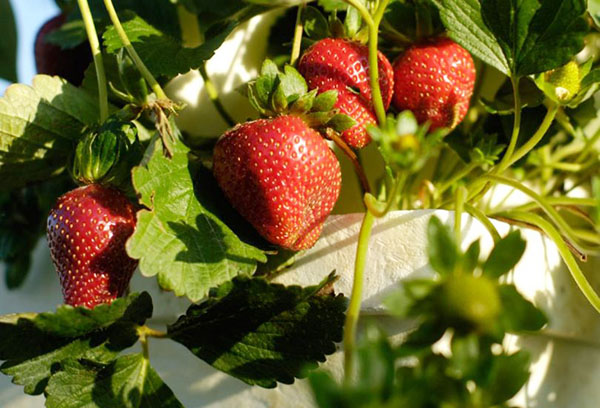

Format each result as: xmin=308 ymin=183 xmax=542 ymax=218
xmin=298 ymin=39 xmax=394 ymax=149
xmin=213 ymin=116 xmax=341 ymax=251
xmin=47 ymin=185 xmax=138 ymax=309
xmin=392 ymin=38 xmax=476 ymax=131
xmin=35 ymin=15 xmax=93 ymax=86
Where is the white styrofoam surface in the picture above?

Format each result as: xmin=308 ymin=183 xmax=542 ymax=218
xmin=2 ymin=210 xmax=600 ymax=407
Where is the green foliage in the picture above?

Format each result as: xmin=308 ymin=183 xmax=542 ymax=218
xmin=45 ymin=354 xmax=183 ymax=408
xmin=0 ymin=75 xmax=102 ymax=190
xmin=103 ymin=13 xmax=235 ymax=79
xmin=0 ymin=293 xmax=152 ymax=395
xmin=127 ymin=138 xmax=267 ymax=302
xmin=168 ymin=273 xmax=347 ymax=387
xmin=432 ymin=0 xmax=589 ymax=77
xmin=0 ymin=0 xmax=17 ymax=82
xmin=248 ymin=60 xmax=356 ymax=131
xmin=312 ymin=217 xmax=547 ymax=407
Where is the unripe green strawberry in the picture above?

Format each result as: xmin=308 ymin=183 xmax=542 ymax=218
xmin=35 ymin=14 xmax=92 ymax=86
xmin=298 ymin=38 xmax=394 ymax=149
xmin=213 ymin=115 xmax=341 ymax=250
xmin=47 ymin=185 xmax=138 ymax=309
xmin=392 ymin=37 xmax=476 ymax=131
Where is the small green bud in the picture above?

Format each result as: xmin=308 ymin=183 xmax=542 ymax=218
xmin=439 ymin=274 xmax=501 ymax=332
xmin=72 ymin=119 xmax=139 ymax=187
xmin=536 ymin=60 xmax=582 ymax=104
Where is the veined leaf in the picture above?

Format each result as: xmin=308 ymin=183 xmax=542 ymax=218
xmin=433 ymin=0 xmax=588 ymax=77
xmin=0 ymin=293 xmax=152 ymax=395
xmin=103 ymin=13 xmax=235 ymax=79
xmin=45 ymin=354 xmax=183 ymax=408
xmin=168 ymin=273 xmax=347 ymax=387
xmin=0 ymin=75 xmax=101 ymax=190
xmin=127 ymin=138 xmax=266 ymax=302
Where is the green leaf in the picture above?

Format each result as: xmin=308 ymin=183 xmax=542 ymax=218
xmin=0 ymin=0 xmax=17 ymax=82
xmin=481 ymin=0 xmax=588 ymax=76
xmin=433 ymin=0 xmax=588 ymax=77
xmin=127 ymin=139 xmax=266 ymax=302
xmin=498 ymin=285 xmax=547 ymax=332
xmin=327 ymin=114 xmax=358 ymax=133
xmin=168 ymin=273 xmax=347 ymax=387
xmin=427 ymin=216 xmax=458 ymax=276
xmin=461 ymin=240 xmax=480 ymax=274
xmin=103 ymin=13 xmax=235 ymax=79
xmin=312 ymin=90 xmax=338 ymax=112
xmin=0 ymin=293 xmax=152 ymax=395
xmin=431 ymin=0 xmax=510 ymax=75
xmin=44 ymin=19 xmax=88 ymax=50
xmin=45 ymin=354 xmax=183 ymax=408
xmin=482 ymin=231 xmax=526 ymax=278
xmin=304 ymin=6 xmax=331 ymax=40
xmin=279 ymin=65 xmax=309 ymax=103
xmin=0 ymin=75 xmax=102 ymax=190
xmin=484 ymin=351 xmax=531 ymax=405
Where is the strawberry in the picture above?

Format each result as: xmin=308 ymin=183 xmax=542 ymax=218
xmin=47 ymin=184 xmax=138 ymax=309
xmin=392 ymin=37 xmax=476 ymax=131
xmin=35 ymin=14 xmax=93 ymax=86
xmin=298 ymin=38 xmax=394 ymax=149
xmin=213 ymin=115 xmax=341 ymax=251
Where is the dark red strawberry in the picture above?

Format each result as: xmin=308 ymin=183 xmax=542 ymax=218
xmin=35 ymin=14 xmax=93 ymax=86
xmin=213 ymin=115 xmax=341 ymax=251
xmin=298 ymin=38 xmax=394 ymax=149
xmin=47 ymin=184 xmax=138 ymax=309
xmin=392 ymin=37 xmax=476 ymax=131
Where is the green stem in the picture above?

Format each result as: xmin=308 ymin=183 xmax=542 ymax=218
xmin=76 ymin=0 xmax=108 ymax=121
xmin=502 ymin=211 xmax=600 ymax=314
xmin=481 ymin=174 xmax=592 ymax=255
xmin=496 ymin=76 xmax=522 ymax=174
xmin=435 ymin=161 xmax=479 ymax=201
xmin=343 ymin=210 xmax=375 ymax=383
xmin=454 ymin=185 xmax=467 ymax=244
xmin=290 ymin=2 xmax=306 ymax=66
xmin=576 ymin=129 xmax=600 ymax=164
xmin=500 ymin=197 xmax=599 ymax=214
xmin=364 ymin=172 xmax=406 ymax=217
xmin=177 ymin=5 xmax=203 ymax=47
xmin=102 ymin=0 xmax=168 ymax=100
xmin=343 ymin=0 xmax=388 ymax=125
xmin=464 ymin=203 xmax=501 ymax=243
xmin=506 ymin=102 xmax=559 ymax=167
xmin=328 ymin=130 xmax=371 ymax=194
xmin=199 ymin=63 xmax=236 ymax=127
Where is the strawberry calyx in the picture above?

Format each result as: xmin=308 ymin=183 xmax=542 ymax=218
xmin=247 ymin=59 xmax=357 ymax=134
xmin=303 ymin=5 xmax=368 ymax=44
xmin=72 ymin=117 xmax=142 ymax=188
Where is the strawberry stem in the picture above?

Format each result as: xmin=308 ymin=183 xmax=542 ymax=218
xmin=76 ymin=0 xmax=108 ymax=122
xmin=363 ymin=172 xmax=407 ymax=218
xmin=326 ymin=129 xmax=371 ymax=194
xmin=343 ymin=0 xmax=389 ymax=125
xmin=464 ymin=203 xmax=501 ymax=243
xmin=454 ymin=184 xmax=467 ymax=245
xmin=343 ymin=210 xmax=375 ymax=382
xmin=481 ymin=174 xmax=595 ymax=256
xmin=500 ymin=210 xmax=600 ymax=314
xmin=496 ymin=76 xmax=522 ymax=174
xmin=102 ymin=0 xmax=168 ymax=100
xmin=199 ymin=63 xmax=236 ymax=127
xmin=290 ymin=2 xmax=306 ymax=66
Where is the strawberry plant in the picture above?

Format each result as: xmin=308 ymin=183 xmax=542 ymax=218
xmin=0 ymin=0 xmax=599 ymax=407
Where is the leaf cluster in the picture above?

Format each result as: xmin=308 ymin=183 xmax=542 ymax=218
xmin=310 ymin=217 xmax=547 ymax=408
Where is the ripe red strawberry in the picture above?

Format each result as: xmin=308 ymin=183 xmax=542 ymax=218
xmin=392 ymin=37 xmax=476 ymax=131
xmin=213 ymin=115 xmax=341 ymax=251
xmin=47 ymin=184 xmax=138 ymax=309
xmin=35 ymin=14 xmax=93 ymax=86
xmin=298 ymin=38 xmax=394 ymax=149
